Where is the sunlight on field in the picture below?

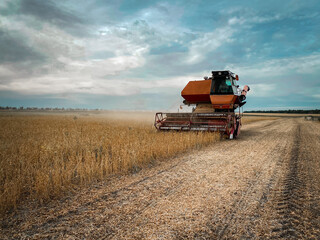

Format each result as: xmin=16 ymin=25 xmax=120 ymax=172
xmin=0 ymin=114 xmax=219 ymax=214
xmin=241 ymin=116 xmax=279 ymax=124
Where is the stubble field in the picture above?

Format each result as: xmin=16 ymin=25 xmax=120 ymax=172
xmin=1 ymin=111 xmax=318 ymax=239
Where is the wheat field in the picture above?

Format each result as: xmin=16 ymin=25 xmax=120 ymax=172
xmin=0 ymin=113 xmax=220 ymax=214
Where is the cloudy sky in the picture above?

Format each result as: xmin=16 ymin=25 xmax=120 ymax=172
xmin=0 ymin=0 xmax=319 ymax=110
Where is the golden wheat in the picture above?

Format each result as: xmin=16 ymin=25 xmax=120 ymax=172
xmin=0 ymin=114 xmax=219 ymax=214
xmin=241 ymin=116 xmax=279 ymax=124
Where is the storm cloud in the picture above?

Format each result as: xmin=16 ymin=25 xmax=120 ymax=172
xmin=20 ymin=0 xmax=83 ymax=26
xmin=0 ymin=29 xmax=44 ymax=65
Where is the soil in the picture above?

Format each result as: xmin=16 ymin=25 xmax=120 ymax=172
xmin=1 ymin=118 xmax=319 ymax=239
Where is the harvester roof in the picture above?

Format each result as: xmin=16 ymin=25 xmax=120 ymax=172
xmin=211 ymin=70 xmax=236 ymax=79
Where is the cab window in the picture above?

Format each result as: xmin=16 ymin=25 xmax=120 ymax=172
xmin=211 ymin=78 xmax=234 ymax=94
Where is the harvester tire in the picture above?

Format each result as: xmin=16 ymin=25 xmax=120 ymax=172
xmin=234 ymin=121 xmax=240 ymax=138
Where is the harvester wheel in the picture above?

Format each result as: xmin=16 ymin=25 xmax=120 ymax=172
xmin=234 ymin=121 xmax=240 ymax=138
xmin=219 ymin=132 xmax=224 ymax=140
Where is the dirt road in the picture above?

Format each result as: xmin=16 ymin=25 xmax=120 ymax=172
xmin=1 ymin=118 xmax=319 ymax=239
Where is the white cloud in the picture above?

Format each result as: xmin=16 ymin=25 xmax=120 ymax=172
xmin=153 ymin=72 xmax=211 ymax=88
xmin=0 ymin=14 xmax=86 ymax=61
xmin=224 ymin=54 xmax=320 ymax=100
xmin=227 ymin=53 xmax=320 ymax=79
xmin=0 ymin=4 xmax=197 ymax=97
xmin=0 ymin=65 xmax=15 ymax=78
xmin=136 ymin=3 xmax=186 ymax=36
xmin=250 ymin=14 xmax=282 ymax=23
xmin=247 ymin=83 xmax=276 ymax=97
xmin=0 ymin=52 xmax=148 ymax=95
xmin=0 ymin=13 xmax=151 ymax=95
xmin=186 ymin=26 xmax=235 ymax=64
xmin=228 ymin=17 xmax=245 ymax=25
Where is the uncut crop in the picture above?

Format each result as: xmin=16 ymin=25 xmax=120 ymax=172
xmin=0 ymin=115 xmax=219 ymax=214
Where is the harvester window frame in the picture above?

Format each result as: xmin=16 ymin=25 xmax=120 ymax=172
xmin=232 ymin=79 xmax=240 ymax=95
xmin=210 ymin=77 xmax=235 ymax=95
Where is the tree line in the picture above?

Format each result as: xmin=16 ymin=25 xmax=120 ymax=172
xmin=0 ymin=106 xmax=100 ymax=111
xmin=244 ymin=109 xmax=320 ymax=114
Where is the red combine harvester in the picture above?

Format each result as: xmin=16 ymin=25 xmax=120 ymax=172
xmin=154 ymin=70 xmax=250 ymax=139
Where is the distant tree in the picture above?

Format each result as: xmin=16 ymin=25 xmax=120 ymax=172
xmin=244 ymin=109 xmax=320 ymax=114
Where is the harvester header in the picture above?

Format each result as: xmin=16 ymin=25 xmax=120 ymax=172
xmin=154 ymin=70 xmax=250 ymax=139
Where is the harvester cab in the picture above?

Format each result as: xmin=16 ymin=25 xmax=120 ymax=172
xmin=154 ymin=70 xmax=250 ymax=139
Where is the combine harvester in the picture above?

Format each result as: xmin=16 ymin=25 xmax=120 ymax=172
xmin=154 ymin=70 xmax=250 ymax=139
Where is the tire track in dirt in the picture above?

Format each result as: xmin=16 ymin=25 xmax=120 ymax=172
xmin=249 ymin=119 xmax=320 ymax=240
xmin=267 ymin=121 xmax=320 ymax=239
xmin=269 ymin=125 xmax=305 ymax=239
xmin=215 ymin=170 xmax=265 ymax=239
xmin=173 ymin=119 xmax=295 ymax=239
xmin=207 ymin=119 xmax=295 ymax=239
xmin=302 ymin=122 xmax=320 ymax=239
xmin=3 ymin=153 xmax=193 ymax=237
